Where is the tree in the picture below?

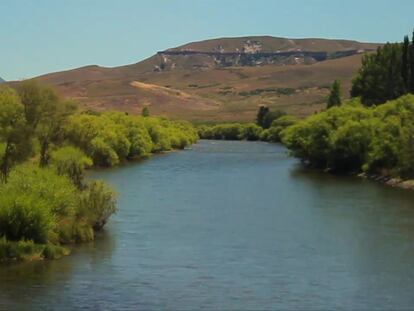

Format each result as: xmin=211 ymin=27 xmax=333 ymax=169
xmin=51 ymin=146 xmax=93 ymax=189
xmin=141 ymin=106 xmax=150 ymax=117
xmin=36 ymin=99 xmax=76 ymax=166
xmin=17 ymin=81 xmax=76 ymax=166
xmin=410 ymin=30 xmax=414 ymax=93
xmin=402 ymin=35 xmax=410 ymax=92
xmin=262 ymin=110 xmax=286 ymax=129
xmin=256 ymin=105 xmax=269 ymax=127
xmin=351 ymin=42 xmax=406 ymax=105
xmin=327 ymin=80 xmax=342 ymax=108
xmin=0 ymin=87 xmax=30 ymax=182
xmin=17 ymin=80 xmax=51 ymax=128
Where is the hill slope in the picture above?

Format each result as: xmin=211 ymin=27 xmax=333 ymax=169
xmin=34 ymin=36 xmax=380 ymax=121
xmin=0 ymin=77 xmax=5 ymax=83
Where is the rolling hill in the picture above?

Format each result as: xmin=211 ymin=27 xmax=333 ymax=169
xmin=34 ymin=36 xmax=380 ymax=122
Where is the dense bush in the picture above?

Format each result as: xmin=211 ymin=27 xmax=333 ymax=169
xmin=0 ymin=162 xmax=117 ymax=259
xmin=241 ymin=123 xmax=262 ymax=141
xmin=260 ymin=116 xmax=299 ymax=142
xmin=198 ymin=123 xmax=263 ymax=141
xmin=51 ymin=146 xmax=93 ymax=188
xmin=0 ymin=164 xmax=78 ymax=243
xmin=198 ymin=114 xmax=298 ymax=143
xmin=282 ymin=95 xmax=414 ymax=177
xmin=64 ymin=113 xmax=198 ymax=166
xmin=79 ymin=181 xmax=117 ymax=231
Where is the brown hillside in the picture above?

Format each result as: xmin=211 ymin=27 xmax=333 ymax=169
xmin=34 ymin=36 xmax=380 ymax=122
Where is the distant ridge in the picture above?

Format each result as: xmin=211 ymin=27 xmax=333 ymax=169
xmin=33 ymin=36 xmax=381 ymax=122
xmin=0 ymin=77 xmax=5 ymax=83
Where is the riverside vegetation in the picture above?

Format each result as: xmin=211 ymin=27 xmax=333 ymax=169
xmin=200 ymin=29 xmax=414 ymax=183
xmin=0 ymin=81 xmax=198 ymax=262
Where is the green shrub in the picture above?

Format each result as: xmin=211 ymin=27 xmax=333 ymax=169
xmin=79 ymin=181 xmax=117 ymax=231
xmin=51 ymin=146 xmax=93 ymax=188
xmin=64 ymin=113 xmax=198 ymax=165
xmin=0 ymin=164 xmax=78 ymax=243
xmin=240 ymin=123 xmax=262 ymax=141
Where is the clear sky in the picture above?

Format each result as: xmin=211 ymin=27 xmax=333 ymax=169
xmin=1 ymin=0 xmax=413 ymax=80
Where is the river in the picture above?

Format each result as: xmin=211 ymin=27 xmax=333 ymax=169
xmin=2 ymin=140 xmax=414 ymax=310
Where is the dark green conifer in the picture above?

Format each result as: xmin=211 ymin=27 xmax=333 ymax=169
xmin=327 ymin=80 xmax=341 ymax=108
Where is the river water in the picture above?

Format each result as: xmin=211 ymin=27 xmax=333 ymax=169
xmin=2 ymin=140 xmax=414 ymax=310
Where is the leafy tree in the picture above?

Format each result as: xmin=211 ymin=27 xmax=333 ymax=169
xmin=17 ymin=81 xmax=76 ymax=166
xmin=256 ymin=106 xmax=286 ymax=129
xmin=327 ymin=80 xmax=342 ymax=108
xmin=262 ymin=110 xmax=286 ymax=129
xmin=0 ymin=87 xmax=31 ymax=182
xmin=351 ymin=43 xmax=405 ymax=105
xmin=350 ymin=30 xmax=414 ymax=105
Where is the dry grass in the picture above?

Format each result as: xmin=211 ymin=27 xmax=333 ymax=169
xmin=33 ymin=37 xmax=379 ymax=122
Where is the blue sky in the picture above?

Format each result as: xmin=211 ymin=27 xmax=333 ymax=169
xmin=1 ymin=0 xmax=413 ymax=80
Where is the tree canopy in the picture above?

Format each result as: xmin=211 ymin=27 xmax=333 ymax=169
xmin=351 ymin=30 xmax=414 ymax=106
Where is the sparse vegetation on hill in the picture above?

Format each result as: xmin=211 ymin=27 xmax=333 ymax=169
xmin=30 ymin=36 xmax=379 ymax=122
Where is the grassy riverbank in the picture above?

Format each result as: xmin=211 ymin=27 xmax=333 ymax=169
xmin=0 ymin=81 xmax=198 ymax=262
xmin=282 ymin=95 xmax=414 ymax=182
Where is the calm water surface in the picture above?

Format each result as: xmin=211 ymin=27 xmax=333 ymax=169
xmin=2 ymin=140 xmax=414 ymax=310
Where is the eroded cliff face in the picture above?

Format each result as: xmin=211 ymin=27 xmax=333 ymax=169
xmin=154 ymin=39 xmax=372 ymax=72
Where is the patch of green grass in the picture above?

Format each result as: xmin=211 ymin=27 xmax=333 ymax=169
xmin=0 ymin=237 xmax=69 ymax=262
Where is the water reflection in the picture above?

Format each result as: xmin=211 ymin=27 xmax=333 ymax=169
xmin=0 ymin=230 xmax=115 ymax=310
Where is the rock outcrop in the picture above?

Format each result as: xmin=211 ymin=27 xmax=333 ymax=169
xmin=153 ymin=37 xmax=376 ymax=71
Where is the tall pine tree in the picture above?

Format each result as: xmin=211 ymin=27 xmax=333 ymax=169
xmin=410 ymin=30 xmax=414 ymax=93
xmin=327 ymin=80 xmax=342 ymax=108
xmin=256 ymin=106 xmax=269 ymax=127
xmin=402 ymin=35 xmax=410 ymax=92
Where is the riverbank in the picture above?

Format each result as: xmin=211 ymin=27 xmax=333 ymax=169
xmin=358 ymin=173 xmax=414 ymax=190
xmin=0 ymin=82 xmax=200 ymax=263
